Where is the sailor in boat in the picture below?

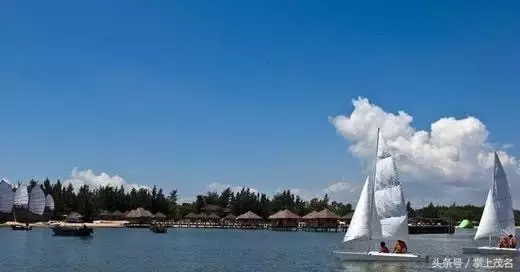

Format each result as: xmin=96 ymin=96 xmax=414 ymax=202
xmin=499 ymin=236 xmax=508 ymax=248
xmin=393 ymin=240 xmax=408 ymax=254
xmin=379 ymin=242 xmax=390 ymax=253
xmin=507 ymin=235 xmax=516 ymax=248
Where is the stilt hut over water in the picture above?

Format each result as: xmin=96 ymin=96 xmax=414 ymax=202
xmin=154 ymin=212 xmax=167 ymax=221
xmin=125 ymin=207 xmax=154 ymax=225
xmin=301 ymin=210 xmax=318 ymax=228
xmin=208 ymin=213 xmax=220 ymax=224
xmin=111 ymin=210 xmax=123 ymax=220
xmin=223 ymin=213 xmax=236 ymax=225
xmin=184 ymin=212 xmax=198 ymax=223
xmin=99 ymin=210 xmax=111 ymax=220
xmin=268 ymin=209 xmax=300 ymax=230
xmin=236 ymin=211 xmax=263 ymax=228
xmin=314 ymin=208 xmax=340 ymax=230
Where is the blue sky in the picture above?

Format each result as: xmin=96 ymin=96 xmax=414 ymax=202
xmin=1 ymin=1 xmax=519 ymax=205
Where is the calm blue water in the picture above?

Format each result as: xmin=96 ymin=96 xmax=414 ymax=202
xmin=0 ymin=227 xmax=518 ymax=271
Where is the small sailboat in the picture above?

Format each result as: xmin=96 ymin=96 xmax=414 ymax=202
xmin=0 ymin=179 xmax=14 ymax=214
xmin=461 ymin=152 xmax=519 ymax=254
xmin=11 ymin=184 xmax=32 ymax=230
xmin=333 ymin=129 xmax=429 ymax=262
xmin=45 ymin=194 xmax=55 ymax=221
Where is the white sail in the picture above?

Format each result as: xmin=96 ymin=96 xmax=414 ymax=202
xmin=28 ymin=185 xmax=46 ymax=215
xmin=0 ymin=179 xmax=14 ymax=213
xmin=373 ymin=131 xmax=409 ymax=241
xmin=14 ymin=184 xmax=29 ymax=208
xmin=474 ymin=153 xmax=515 ymax=240
xmin=344 ymin=176 xmax=382 ymax=242
xmin=45 ymin=194 xmax=55 ymax=211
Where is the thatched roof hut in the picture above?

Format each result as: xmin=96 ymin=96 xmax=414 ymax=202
xmin=268 ymin=209 xmax=300 ymax=229
xmin=301 ymin=210 xmax=318 ymax=220
xmin=208 ymin=213 xmax=220 ymax=221
xmin=197 ymin=213 xmax=208 ymax=220
xmin=99 ymin=210 xmax=112 ymax=218
xmin=236 ymin=211 xmax=263 ymax=226
xmin=125 ymin=207 xmax=154 ymax=218
xmin=155 ymin=212 xmax=167 ymax=220
xmin=315 ymin=208 xmax=340 ymax=219
xmin=184 ymin=212 xmax=198 ymax=220
xmin=111 ymin=210 xmax=123 ymax=218
xmin=268 ymin=209 xmax=300 ymax=220
xmin=223 ymin=213 xmax=236 ymax=221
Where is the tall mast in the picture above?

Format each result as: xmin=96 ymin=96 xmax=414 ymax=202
xmin=366 ymin=128 xmax=380 ymax=252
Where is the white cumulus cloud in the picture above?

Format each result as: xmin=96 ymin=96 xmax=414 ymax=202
xmin=64 ymin=168 xmax=150 ymax=192
xmin=329 ymin=97 xmax=520 ymax=207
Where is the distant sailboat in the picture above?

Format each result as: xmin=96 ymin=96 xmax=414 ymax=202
xmin=12 ymin=184 xmax=31 ymax=230
xmin=333 ymin=128 xmax=428 ymax=262
xmin=462 ymin=152 xmax=519 ymax=254
xmin=28 ymin=185 xmax=46 ymax=216
xmin=45 ymin=194 xmax=55 ymax=221
xmin=0 ymin=179 xmax=14 ymax=213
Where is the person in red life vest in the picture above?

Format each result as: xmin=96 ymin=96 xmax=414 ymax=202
xmin=393 ymin=240 xmax=408 ymax=253
xmin=508 ymin=234 xmax=516 ymax=248
xmin=379 ymin=242 xmax=390 ymax=253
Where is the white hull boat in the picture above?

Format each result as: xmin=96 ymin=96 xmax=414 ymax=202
xmin=461 ymin=246 xmax=519 ymax=255
xmin=333 ymin=250 xmax=429 ymax=262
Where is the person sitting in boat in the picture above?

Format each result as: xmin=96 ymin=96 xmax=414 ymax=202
xmin=393 ymin=240 xmax=408 ymax=253
xmin=499 ymin=236 xmax=508 ymax=248
xmin=379 ymin=242 xmax=390 ymax=253
xmin=508 ymin=234 xmax=516 ymax=248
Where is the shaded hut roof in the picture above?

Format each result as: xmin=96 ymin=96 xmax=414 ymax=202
xmin=314 ymin=208 xmax=340 ymax=219
xmin=208 ymin=213 xmax=220 ymax=219
xmin=184 ymin=212 xmax=198 ymax=219
xmin=268 ymin=209 xmax=301 ymax=220
xmin=197 ymin=213 xmax=208 ymax=219
xmin=236 ymin=211 xmax=262 ymax=220
xmin=99 ymin=210 xmax=112 ymax=216
xmin=302 ymin=210 xmax=318 ymax=219
xmin=223 ymin=213 xmax=236 ymax=220
xmin=155 ymin=212 xmax=166 ymax=218
xmin=111 ymin=210 xmax=123 ymax=216
xmin=125 ymin=207 xmax=154 ymax=218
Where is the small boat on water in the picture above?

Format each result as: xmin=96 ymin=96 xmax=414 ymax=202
xmin=51 ymin=224 xmax=94 ymax=237
xmin=150 ymin=224 xmax=168 ymax=233
xmin=11 ymin=224 xmax=32 ymax=231
xmin=333 ymin=129 xmax=429 ymax=262
xmin=461 ymin=152 xmax=518 ymax=255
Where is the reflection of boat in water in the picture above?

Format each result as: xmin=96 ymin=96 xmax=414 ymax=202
xmin=462 ymin=153 xmax=518 ymax=255
xmin=333 ymin=129 xmax=428 ymax=262
xmin=149 ymin=223 xmax=168 ymax=233
xmin=51 ymin=223 xmax=93 ymax=237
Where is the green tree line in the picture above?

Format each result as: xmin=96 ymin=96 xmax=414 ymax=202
xmin=13 ymin=179 xmax=520 ymax=224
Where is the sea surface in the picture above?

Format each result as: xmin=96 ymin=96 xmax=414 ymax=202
xmin=0 ymin=227 xmax=518 ymax=272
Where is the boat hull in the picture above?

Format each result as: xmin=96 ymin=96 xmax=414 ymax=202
xmin=11 ymin=225 xmax=32 ymax=231
xmin=51 ymin=226 xmax=94 ymax=237
xmin=333 ymin=251 xmax=429 ymax=262
xmin=461 ymin=246 xmax=520 ymax=255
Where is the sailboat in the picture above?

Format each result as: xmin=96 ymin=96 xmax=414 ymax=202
xmin=461 ymin=152 xmax=519 ymax=254
xmin=12 ymin=184 xmax=31 ymax=230
xmin=45 ymin=194 xmax=55 ymax=221
xmin=333 ymin=129 xmax=429 ymax=262
xmin=0 ymin=179 xmax=14 ymax=214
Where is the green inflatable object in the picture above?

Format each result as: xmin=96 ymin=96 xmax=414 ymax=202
xmin=458 ymin=219 xmax=473 ymax=228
